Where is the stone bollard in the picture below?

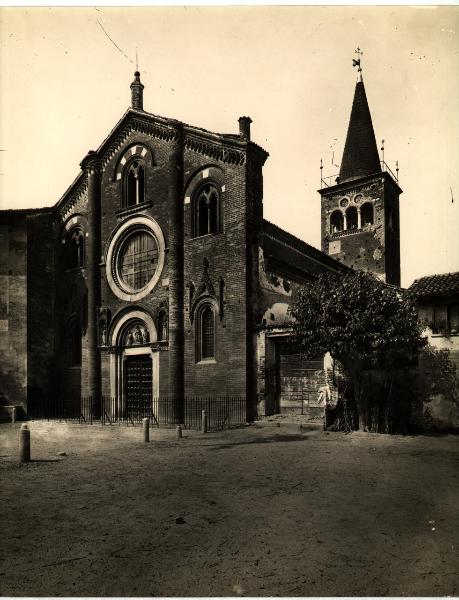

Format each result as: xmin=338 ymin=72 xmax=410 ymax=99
xmin=142 ymin=417 xmax=150 ymax=443
xmin=201 ymin=410 xmax=207 ymax=434
xmin=19 ymin=423 xmax=31 ymax=463
xmin=176 ymin=425 xmax=182 ymax=439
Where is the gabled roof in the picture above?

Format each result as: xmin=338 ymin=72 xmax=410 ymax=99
xmin=55 ymin=108 xmax=269 ymax=218
xmin=408 ymin=272 xmax=459 ymax=298
xmin=262 ymin=219 xmax=349 ymax=277
xmin=339 ymin=79 xmax=381 ymax=184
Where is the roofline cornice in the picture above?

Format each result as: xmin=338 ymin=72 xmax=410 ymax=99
xmin=55 ymin=108 xmax=269 ymax=219
xmin=318 ymin=170 xmax=403 ymax=197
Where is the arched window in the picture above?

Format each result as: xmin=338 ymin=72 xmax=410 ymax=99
xmin=157 ymin=311 xmax=168 ymax=341
xmin=68 ymin=320 xmax=81 ymax=367
xmin=125 ymin=160 xmax=145 ymax=207
xmin=195 ymin=184 xmax=219 ymax=237
xmin=330 ymin=210 xmax=344 ymax=233
xmin=346 ymin=206 xmax=358 ymax=230
xmin=361 ymin=203 xmax=374 ymax=226
xmin=197 ymin=304 xmax=215 ymax=361
xmin=68 ymin=228 xmax=85 ymax=269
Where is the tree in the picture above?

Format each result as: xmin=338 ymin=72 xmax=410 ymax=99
xmin=290 ymin=270 xmax=427 ymax=431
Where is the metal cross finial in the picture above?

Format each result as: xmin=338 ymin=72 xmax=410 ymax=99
xmin=353 ymin=47 xmax=363 ymax=73
xmin=136 ymin=47 xmax=139 ymax=72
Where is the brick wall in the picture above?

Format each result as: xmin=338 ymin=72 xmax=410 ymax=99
xmin=320 ymin=173 xmax=401 ymax=284
xmin=183 ymin=153 xmax=248 ymax=397
xmin=26 ymin=212 xmax=56 ymax=409
xmin=0 ymin=213 xmax=28 ymax=409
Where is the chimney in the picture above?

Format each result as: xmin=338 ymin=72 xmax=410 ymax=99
xmin=130 ymin=71 xmax=144 ymax=111
xmin=238 ymin=116 xmax=252 ymax=141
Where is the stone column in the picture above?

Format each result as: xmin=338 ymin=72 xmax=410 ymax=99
xmin=357 ymin=207 xmax=362 ymax=229
xmin=167 ymin=123 xmax=184 ymax=420
xmin=81 ymin=151 xmax=101 ymax=403
xmin=343 ymin=211 xmax=347 ymax=231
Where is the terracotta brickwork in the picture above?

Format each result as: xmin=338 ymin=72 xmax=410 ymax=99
xmin=320 ymin=172 xmax=401 ymax=285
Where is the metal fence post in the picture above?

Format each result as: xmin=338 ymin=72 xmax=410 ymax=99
xmin=201 ymin=409 xmax=207 ymax=434
xmin=142 ymin=417 xmax=150 ymax=442
xmin=19 ymin=424 xmax=31 ymax=463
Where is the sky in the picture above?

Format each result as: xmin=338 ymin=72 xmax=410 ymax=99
xmin=1 ymin=6 xmax=458 ymax=288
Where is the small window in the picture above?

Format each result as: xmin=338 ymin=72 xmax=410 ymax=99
xmin=125 ymin=160 xmax=145 ymax=207
xmin=197 ymin=304 xmax=215 ymax=361
xmin=68 ymin=228 xmax=85 ymax=269
xmin=449 ymin=304 xmax=459 ymax=334
xmin=432 ymin=305 xmax=448 ymax=334
xmin=157 ymin=311 xmax=168 ymax=341
xmin=361 ymin=203 xmax=374 ymax=226
xmin=346 ymin=206 xmax=358 ymax=230
xmin=435 ymin=304 xmax=459 ymax=335
xmin=68 ymin=320 xmax=81 ymax=367
xmin=195 ymin=184 xmax=219 ymax=237
xmin=330 ymin=210 xmax=344 ymax=233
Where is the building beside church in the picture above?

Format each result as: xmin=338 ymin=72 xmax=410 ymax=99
xmin=0 ymin=67 xmax=403 ymax=422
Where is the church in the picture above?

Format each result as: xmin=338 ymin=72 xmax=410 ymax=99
xmin=0 ymin=64 xmax=402 ymax=423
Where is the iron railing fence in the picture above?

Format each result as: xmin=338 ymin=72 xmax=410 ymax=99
xmin=28 ymin=395 xmax=247 ymax=431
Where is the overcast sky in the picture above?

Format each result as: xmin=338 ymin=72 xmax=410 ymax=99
xmin=1 ymin=6 xmax=458 ymax=287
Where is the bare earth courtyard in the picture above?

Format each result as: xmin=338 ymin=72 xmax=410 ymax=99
xmin=0 ymin=422 xmax=458 ymax=597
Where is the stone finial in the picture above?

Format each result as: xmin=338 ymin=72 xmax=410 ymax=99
xmin=238 ymin=116 xmax=252 ymax=141
xmin=130 ymin=71 xmax=144 ymax=111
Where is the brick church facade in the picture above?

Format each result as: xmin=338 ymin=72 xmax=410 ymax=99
xmin=0 ymin=70 xmax=402 ymax=421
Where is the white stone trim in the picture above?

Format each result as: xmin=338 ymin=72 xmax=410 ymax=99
xmin=110 ymin=309 xmax=157 ymax=346
xmin=105 ymin=216 xmax=165 ymax=302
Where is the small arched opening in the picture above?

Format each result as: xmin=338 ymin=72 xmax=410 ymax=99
xmin=361 ymin=203 xmax=374 ymax=226
xmin=346 ymin=206 xmax=358 ymax=230
xmin=330 ymin=210 xmax=344 ymax=233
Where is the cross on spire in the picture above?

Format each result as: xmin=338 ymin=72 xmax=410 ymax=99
xmin=353 ymin=46 xmax=363 ymax=74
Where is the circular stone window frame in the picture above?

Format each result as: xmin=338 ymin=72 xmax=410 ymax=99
xmin=106 ymin=215 xmax=166 ymax=302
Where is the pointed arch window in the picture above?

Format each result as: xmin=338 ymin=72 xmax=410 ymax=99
xmin=68 ymin=227 xmax=85 ymax=269
xmin=361 ymin=203 xmax=374 ymax=226
xmin=125 ymin=159 xmax=145 ymax=207
xmin=330 ymin=210 xmax=344 ymax=233
xmin=195 ymin=184 xmax=219 ymax=237
xmin=196 ymin=304 xmax=216 ymax=362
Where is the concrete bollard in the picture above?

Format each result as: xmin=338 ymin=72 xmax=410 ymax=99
xmin=142 ymin=417 xmax=150 ymax=443
xmin=201 ymin=410 xmax=207 ymax=434
xmin=176 ymin=425 xmax=182 ymax=439
xmin=19 ymin=423 xmax=31 ymax=463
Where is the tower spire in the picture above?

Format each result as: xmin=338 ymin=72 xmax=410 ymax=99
xmin=338 ymin=49 xmax=381 ymax=184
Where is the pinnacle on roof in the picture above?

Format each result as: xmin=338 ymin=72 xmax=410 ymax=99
xmin=338 ymin=54 xmax=381 ymax=184
xmin=130 ymin=71 xmax=144 ymax=111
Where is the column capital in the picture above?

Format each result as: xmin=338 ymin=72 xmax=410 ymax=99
xmin=80 ymin=151 xmax=102 ymax=175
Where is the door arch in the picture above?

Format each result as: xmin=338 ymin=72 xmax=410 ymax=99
xmin=108 ymin=310 xmax=159 ymax=415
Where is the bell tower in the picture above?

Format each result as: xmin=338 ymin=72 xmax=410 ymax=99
xmin=319 ymin=50 xmax=402 ymax=286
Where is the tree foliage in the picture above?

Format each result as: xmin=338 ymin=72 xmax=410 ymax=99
xmin=290 ymin=270 xmax=427 ymax=431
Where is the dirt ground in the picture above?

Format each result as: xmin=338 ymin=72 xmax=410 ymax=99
xmin=0 ymin=421 xmax=458 ymax=597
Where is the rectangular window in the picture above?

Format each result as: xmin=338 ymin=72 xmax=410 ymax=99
xmin=432 ymin=304 xmax=459 ymax=335
xmin=449 ymin=304 xmax=459 ymax=334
